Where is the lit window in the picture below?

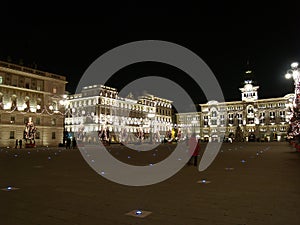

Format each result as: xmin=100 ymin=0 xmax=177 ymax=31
xmin=10 ymin=116 xmax=15 ymax=124
xmin=10 ymin=131 xmax=15 ymax=139
xmin=211 ymin=120 xmax=217 ymax=125
xmin=53 ymin=87 xmax=57 ymax=94
xmin=270 ymin=111 xmax=275 ymax=118
xmin=51 ymin=118 xmax=56 ymax=126
xmin=211 ymin=111 xmax=217 ymax=117
xmin=0 ymin=76 xmax=2 ymax=84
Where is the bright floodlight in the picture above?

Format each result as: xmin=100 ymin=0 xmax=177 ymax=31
xmin=285 ymin=73 xmax=292 ymax=79
xmin=293 ymin=70 xmax=300 ymax=80
xmin=291 ymin=62 xmax=299 ymax=69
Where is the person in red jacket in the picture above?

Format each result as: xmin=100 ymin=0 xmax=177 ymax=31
xmin=188 ymin=134 xmax=200 ymax=166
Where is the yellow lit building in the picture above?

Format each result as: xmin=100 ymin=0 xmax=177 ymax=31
xmin=0 ymin=61 xmax=67 ymax=147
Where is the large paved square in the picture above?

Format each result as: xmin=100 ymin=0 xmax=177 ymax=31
xmin=0 ymin=142 xmax=299 ymax=225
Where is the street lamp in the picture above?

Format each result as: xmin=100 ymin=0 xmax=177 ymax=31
xmin=285 ymin=62 xmax=300 ymax=147
xmin=285 ymin=62 xmax=300 ymax=107
xmin=59 ymin=95 xmax=69 ymax=146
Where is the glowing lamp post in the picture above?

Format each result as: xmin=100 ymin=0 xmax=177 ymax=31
xmin=285 ymin=62 xmax=300 ymax=150
xmin=59 ymin=96 xmax=69 ymax=146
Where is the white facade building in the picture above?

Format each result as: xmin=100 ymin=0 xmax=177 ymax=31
xmin=65 ymin=85 xmax=173 ymax=143
xmin=177 ymin=70 xmax=293 ymax=142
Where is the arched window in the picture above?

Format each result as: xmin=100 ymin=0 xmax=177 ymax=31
xmin=247 ymin=106 xmax=254 ymax=114
xmin=53 ymin=101 xmax=58 ymax=111
xmin=11 ymin=95 xmax=17 ymax=110
xmin=36 ymin=98 xmax=42 ymax=112
xmin=24 ymin=96 xmax=30 ymax=112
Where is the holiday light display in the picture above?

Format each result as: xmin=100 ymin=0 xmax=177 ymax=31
xmin=285 ymin=62 xmax=300 ymax=150
xmin=24 ymin=117 xmax=37 ymax=147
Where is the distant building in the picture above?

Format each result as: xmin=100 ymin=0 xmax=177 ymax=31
xmin=177 ymin=69 xmax=293 ymax=142
xmin=175 ymin=112 xmax=201 ymax=139
xmin=0 ymin=60 xmax=67 ymax=147
xmin=64 ymin=85 xmax=173 ymax=143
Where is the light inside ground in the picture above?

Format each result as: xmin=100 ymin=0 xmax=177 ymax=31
xmin=135 ymin=210 xmax=142 ymax=215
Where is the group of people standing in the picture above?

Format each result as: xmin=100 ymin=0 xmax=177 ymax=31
xmin=15 ymin=139 xmax=23 ymax=148
xmin=66 ymin=137 xmax=77 ymax=149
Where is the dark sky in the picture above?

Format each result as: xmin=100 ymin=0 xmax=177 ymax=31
xmin=0 ymin=2 xmax=299 ymax=104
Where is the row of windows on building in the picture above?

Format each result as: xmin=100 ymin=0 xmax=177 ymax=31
xmin=65 ymin=115 xmax=172 ymax=125
xmin=1 ymin=115 xmax=57 ymax=126
xmin=215 ymin=103 xmax=286 ymax=111
xmin=208 ymin=126 xmax=287 ymax=133
xmin=8 ymin=131 xmax=57 ymax=139
xmin=0 ymin=74 xmax=59 ymax=94
xmin=207 ymin=110 xmax=286 ymax=117
xmin=68 ymin=99 xmax=170 ymax=113
xmin=180 ymin=111 xmax=286 ymax=122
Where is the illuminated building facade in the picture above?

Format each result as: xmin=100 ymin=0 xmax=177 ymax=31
xmin=175 ymin=112 xmax=201 ymax=140
xmin=64 ymin=85 xmax=173 ymax=143
xmin=0 ymin=61 xmax=67 ymax=147
xmin=177 ymin=70 xmax=294 ymax=142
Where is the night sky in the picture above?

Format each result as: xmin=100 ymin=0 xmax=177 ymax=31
xmin=1 ymin=2 xmax=300 ymax=104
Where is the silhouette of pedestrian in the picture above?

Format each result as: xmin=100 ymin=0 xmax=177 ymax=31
xmin=188 ymin=133 xmax=200 ymax=166
xmin=66 ymin=138 xmax=71 ymax=149
xmin=19 ymin=139 xmax=22 ymax=149
xmin=15 ymin=139 xmax=18 ymax=148
xmin=72 ymin=137 xmax=77 ymax=149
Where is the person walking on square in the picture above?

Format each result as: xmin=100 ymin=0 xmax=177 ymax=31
xmin=15 ymin=139 xmax=18 ymax=148
xmin=192 ymin=139 xmax=201 ymax=166
xmin=188 ymin=133 xmax=200 ymax=166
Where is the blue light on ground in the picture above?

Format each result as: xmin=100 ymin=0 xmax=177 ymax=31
xmin=135 ymin=210 xmax=142 ymax=215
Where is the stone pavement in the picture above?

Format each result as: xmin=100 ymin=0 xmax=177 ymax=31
xmin=0 ymin=142 xmax=299 ymax=225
